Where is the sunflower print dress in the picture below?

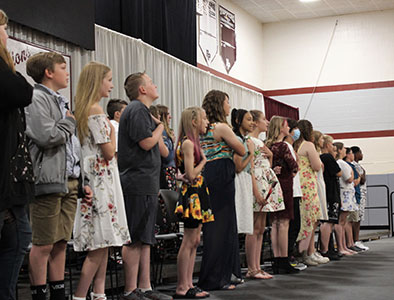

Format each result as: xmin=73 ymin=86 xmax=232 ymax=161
xmin=174 ymin=138 xmax=214 ymax=224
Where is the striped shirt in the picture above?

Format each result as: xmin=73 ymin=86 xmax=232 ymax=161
xmin=200 ymin=123 xmax=233 ymax=161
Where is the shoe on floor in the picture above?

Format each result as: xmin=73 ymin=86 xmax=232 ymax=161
xmin=293 ymin=262 xmax=307 ymax=271
xmin=312 ymin=252 xmax=330 ymax=264
xmin=355 ymin=241 xmax=369 ymax=251
xmin=144 ymin=290 xmax=173 ymax=300
xmin=349 ymin=245 xmax=364 ymax=252
xmin=303 ymin=254 xmax=318 ymax=266
xmin=321 ymin=251 xmax=341 ymax=261
xmin=121 ymin=289 xmax=150 ymax=300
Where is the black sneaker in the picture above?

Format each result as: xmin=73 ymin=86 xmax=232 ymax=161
xmin=144 ymin=290 xmax=173 ymax=300
xmin=349 ymin=246 xmax=364 ymax=252
xmin=121 ymin=289 xmax=150 ymax=300
xmin=321 ymin=251 xmax=341 ymax=261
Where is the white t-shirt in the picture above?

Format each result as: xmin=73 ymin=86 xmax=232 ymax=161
xmin=285 ymin=141 xmax=302 ymax=197
xmin=110 ymin=119 xmax=119 ymax=152
xmin=337 ymin=159 xmax=354 ymax=191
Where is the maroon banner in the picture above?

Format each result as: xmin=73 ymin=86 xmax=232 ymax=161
xmin=219 ymin=5 xmax=236 ymax=73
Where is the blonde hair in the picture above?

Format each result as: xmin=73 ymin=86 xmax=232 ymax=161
xmin=176 ymin=106 xmax=203 ymax=166
xmin=323 ymin=135 xmax=333 ymax=149
xmin=75 ymin=62 xmax=111 ymax=143
xmin=312 ymin=130 xmax=323 ymax=153
xmin=265 ymin=115 xmax=286 ymax=148
xmin=0 ymin=9 xmax=15 ymax=72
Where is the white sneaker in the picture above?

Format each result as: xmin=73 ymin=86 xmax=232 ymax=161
xmin=294 ymin=262 xmax=308 ymax=271
xmin=312 ymin=252 xmax=330 ymax=264
xmin=303 ymin=253 xmax=318 ymax=266
xmin=355 ymin=241 xmax=369 ymax=251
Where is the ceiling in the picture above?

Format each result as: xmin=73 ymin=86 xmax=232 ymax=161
xmin=229 ymin=0 xmax=394 ymax=23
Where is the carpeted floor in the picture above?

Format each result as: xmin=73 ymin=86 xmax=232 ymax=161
xmin=204 ymin=237 xmax=394 ymax=300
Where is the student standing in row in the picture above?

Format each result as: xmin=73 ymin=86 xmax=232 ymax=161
xmin=198 ymin=90 xmax=245 ymax=290
xmin=26 ymin=52 xmax=93 ymax=300
xmin=0 ymin=9 xmax=34 ymax=300
xmin=174 ymin=107 xmax=213 ymax=299
xmin=73 ymin=62 xmax=131 ymax=300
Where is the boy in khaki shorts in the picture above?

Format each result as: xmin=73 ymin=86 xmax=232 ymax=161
xmin=25 ymin=52 xmax=92 ymax=300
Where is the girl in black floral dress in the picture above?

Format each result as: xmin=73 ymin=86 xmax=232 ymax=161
xmin=174 ymin=107 xmax=213 ymax=299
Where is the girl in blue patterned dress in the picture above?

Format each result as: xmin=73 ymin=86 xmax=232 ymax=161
xmin=174 ymin=107 xmax=213 ymax=298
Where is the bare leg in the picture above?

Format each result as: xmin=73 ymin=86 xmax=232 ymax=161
xmin=122 ymin=243 xmax=142 ymax=292
xmin=353 ymin=221 xmax=361 ymax=242
xmin=176 ymin=225 xmax=205 ymax=296
xmin=138 ymin=245 xmax=151 ymax=289
xmin=320 ymin=223 xmax=333 ymax=253
xmin=345 ymin=222 xmax=355 ymax=248
xmin=278 ymin=218 xmax=290 ymax=257
xmin=271 ymin=219 xmax=280 ymax=257
xmin=254 ymin=212 xmax=267 ymax=270
xmin=29 ymin=244 xmax=54 ymax=285
xmin=74 ymin=248 xmax=108 ymax=297
xmin=307 ymin=223 xmax=317 ymax=256
xmin=48 ymin=241 xmax=67 ymax=281
xmin=92 ymin=248 xmax=109 ymax=295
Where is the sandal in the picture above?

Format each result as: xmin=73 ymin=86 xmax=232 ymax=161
xmin=173 ymin=287 xmax=206 ymax=299
xmin=90 ymin=292 xmax=107 ymax=300
xmin=259 ymin=270 xmax=273 ymax=279
xmin=245 ymin=269 xmax=266 ymax=279
xmin=220 ymin=284 xmax=236 ymax=290
xmin=194 ymin=287 xmax=210 ymax=298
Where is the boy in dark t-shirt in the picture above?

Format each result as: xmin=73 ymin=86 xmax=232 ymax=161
xmin=118 ymin=72 xmax=170 ymax=300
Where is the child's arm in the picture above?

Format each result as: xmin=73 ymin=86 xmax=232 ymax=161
xmin=90 ymin=105 xmax=116 ymax=161
xmin=182 ymin=140 xmax=206 ymax=182
xmin=25 ymin=92 xmax=75 ymax=149
xmin=234 ymin=138 xmax=254 ymax=173
xmin=158 ymin=136 xmax=169 ymax=158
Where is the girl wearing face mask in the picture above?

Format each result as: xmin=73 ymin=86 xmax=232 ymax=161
xmin=283 ymin=119 xmax=305 ymax=269
xmin=244 ymin=110 xmax=283 ymax=279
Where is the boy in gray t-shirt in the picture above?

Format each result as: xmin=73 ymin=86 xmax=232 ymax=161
xmin=119 ymin=72 xmax=170 ymax=300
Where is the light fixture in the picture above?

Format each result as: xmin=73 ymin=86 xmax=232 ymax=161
xmin=299 ymin=0 xmax=320 ymax=3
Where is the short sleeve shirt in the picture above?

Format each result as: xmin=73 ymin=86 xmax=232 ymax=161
xmin=320 ymin=153 xmax=341 ymax=203
xmin=118 ymin=100 xmax=160 ymax=196
xmin=336 ymin=159 xmax=354 ymax=192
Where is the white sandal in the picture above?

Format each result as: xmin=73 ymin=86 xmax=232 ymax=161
xmin=90 ymin=292 xmax=107 ymax=300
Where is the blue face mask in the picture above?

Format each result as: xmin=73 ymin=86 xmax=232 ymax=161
xmin=292 ymin=128 xmax=301 ymax=141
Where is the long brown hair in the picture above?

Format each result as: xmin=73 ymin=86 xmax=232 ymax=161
xmin=157 ymin=104 xmax=174 ymax=141
xmin=75 ymin=62 xmax=111 ymax=143
xmin=294 ymin=119 xmax=313 ymax=151
xmin=202 ymin=90 xmax=229 ymax=125
xmin=0 ymin=10 xmax=15 ymax=72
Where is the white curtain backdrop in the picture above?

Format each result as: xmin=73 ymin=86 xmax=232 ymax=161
xmin=9 ymin=23 xmax=264 ymax=133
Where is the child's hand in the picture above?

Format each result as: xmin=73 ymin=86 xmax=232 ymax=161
xmin=66 ymin=110 xmax=75 ymax=120
xmin=262 ymin=145 xmax=272 ymax=158
xmin=246 ymin=138 xmax=255 ymax=154
xmin=151 ymin=114 xmax=162 ymax=125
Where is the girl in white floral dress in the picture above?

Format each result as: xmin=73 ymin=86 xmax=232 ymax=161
xmin=73 ymin=62 xmax=131 ymax=300
xmin=245 ymin=110 xmax=284 ymax=279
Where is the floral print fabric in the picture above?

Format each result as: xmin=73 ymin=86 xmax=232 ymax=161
xmin=297 ymin=154 xmax=321 ymax=241
xmin=73 ymin=114 xmax=130 ymax=251
xmin=174 ymin=139 xmax=214 ymax=224
xmin=250 ymin=137 xmax=284 ymax=212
